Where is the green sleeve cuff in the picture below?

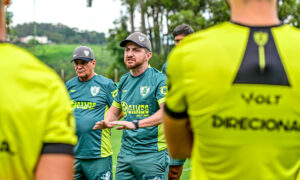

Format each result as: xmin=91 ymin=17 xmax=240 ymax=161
xmin=158 ymin=97 xmax=166 ymax=105
xmin=112 ymin=101 xmax=121 ymax=109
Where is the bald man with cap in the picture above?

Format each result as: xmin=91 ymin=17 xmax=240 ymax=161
xmin=66 ymin=45 xmax=117 ymax=180
xmin=94 ymin=32 xmax=169 ymax=180
xmin=164 ymin=0 xmax=300 ymax=179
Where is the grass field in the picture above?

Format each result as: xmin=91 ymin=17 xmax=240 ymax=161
xmin=22 ymin=44 xmax=115 ymax=81
xmin=111 ymin=128 xmax=191 ymax=180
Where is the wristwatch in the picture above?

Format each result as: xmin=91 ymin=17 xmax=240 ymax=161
xmin=132 ymin=120 xmax=139 ymax=129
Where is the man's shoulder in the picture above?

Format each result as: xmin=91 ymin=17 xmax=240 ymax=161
xmin=119 ymin=72 xmax=131 ymax=83
xmin=66 ymin=76 xmax=78 ymax=86
xmin=1 ymin=44 xmax=62 ymax=86
xmin=94 ymin=74 xmax=114 ymax=85
xmin=275 ymin=24 xmax=300 ymax=39
xmin=181 ymin=22 xmax=238 ymax=47
xmin=148 ymin=67 xmax=166 ymax=79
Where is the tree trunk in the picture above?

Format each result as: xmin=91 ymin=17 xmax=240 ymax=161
xmin=139 ymin=0 xmax=146 ymax=34
xmin=152 ymin=5 xmax=161 ymax=54
xmin=164 ymin=10 xmax=171 ymax=56
xmin=129 ymin=9 xmax=135 ymax=33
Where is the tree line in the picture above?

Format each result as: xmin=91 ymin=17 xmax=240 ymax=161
xmin=5 ymin=1 xmax=300 ymax=82
xmin=103 ymin=0 xmax=300 ymax=79
xmin=10 ymin=22 xmax=107 ymax=44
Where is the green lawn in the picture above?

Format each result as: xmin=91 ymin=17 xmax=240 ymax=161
xmin=22 ymin=44 xmax=115 ymax=82
xmin=110 ymin=128 xmax=191 ymax=180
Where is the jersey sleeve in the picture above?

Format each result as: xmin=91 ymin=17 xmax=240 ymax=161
xmin=106 ymin=79 xmax=117 ymax=107
xmin=161 ymin=62 xmax=168 ymax=74
xmin=43 ymin=75 xmax=77 ymax=153
xmin=165 ymin=47 xmax=188 ymax=118
xmin=156 ymin=74 xmax=167 ymax=105
xmin=112 ymin=75 xmax=126 ymax=109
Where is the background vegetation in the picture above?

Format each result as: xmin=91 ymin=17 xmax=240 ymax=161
xmin=4 ymin=1 xmax=300 ymax=179
xmin=6 ymin=0 xmax=300 ymax=82
xmin=23 ymin=44 xmax=113 ymax=82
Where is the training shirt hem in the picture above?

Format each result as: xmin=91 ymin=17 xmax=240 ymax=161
xmin=164 ymin=104 xmax=188 ymax=119
xmin=41 ymin=143 xmax=74 ymax=155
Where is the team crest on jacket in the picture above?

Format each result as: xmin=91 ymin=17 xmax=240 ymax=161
xmin=91 ymin=86 xmax=100 ymax=96
xmin=140 ymin=86 xmax=150 ymax=97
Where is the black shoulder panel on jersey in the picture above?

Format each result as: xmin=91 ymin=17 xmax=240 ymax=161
xmin=41 ymin=143 xmax=74 ymax=155
xmin=164 ymin=104 xmax=188 ymax=119
xmin=233 ymin=27 xmax=290 ymax=86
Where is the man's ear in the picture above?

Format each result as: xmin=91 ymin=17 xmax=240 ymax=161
xmin=92 ymin=59 xmax=96 ymax=66
xmin=146 ymin=52 xmax=152 ymax=61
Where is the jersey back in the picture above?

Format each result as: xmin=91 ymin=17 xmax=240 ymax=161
xmin=166 ymin=22 xmax=300 ymax=180
xmin=0 ymin=44 xmax=77 ymax=179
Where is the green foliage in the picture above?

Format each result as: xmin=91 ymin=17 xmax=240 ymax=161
xmin=11 ymin=22 xmax=107 ymax=44
xmin=278 ymin=0 xmax=300 ymax=28
xmin=206 ymin=0 xmax=230 ymax=26
xmin=5 ymin=11 xmax=13 ymax=34
xmin=106 ymin=16 xmax=130 ymax=81
xmin=103 ymin=0 xmax=300 ymax=79
xmin=27 ymin=38 xmax=40 ymax=46
xmin=20 ymin=44 xmax=115 ymax=82
xmin=150 ymin=52 xmax=167 ymax=71
xmin=169 ymin=10 xmax=207 ymax=32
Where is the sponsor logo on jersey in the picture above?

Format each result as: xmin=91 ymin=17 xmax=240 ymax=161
xmin=111 ymin=89 xmax=118 ymax=98
xmin=212 ymin=114 xmax=300 ymax=132
xmin=71 ymin=100 xmax=96 ymax=110
xmin=140 ymin=86 xmax=150 ymax=97
xmin=121 ymin=101 xmax=149 ymax=118
xmin=91 ymin=86 xmax=100 ymax=96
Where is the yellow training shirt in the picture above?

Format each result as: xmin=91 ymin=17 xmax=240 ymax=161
xmin=165 ymin=22 xmax=300 ymax=180
xmin=0 ymin=43 xmax=77 ymax=180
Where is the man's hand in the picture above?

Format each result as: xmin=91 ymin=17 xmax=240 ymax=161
xmin=93 ymin=120 xmax=114 ymax=130
xmin=110 ymin=121 xmax=136 ymax=130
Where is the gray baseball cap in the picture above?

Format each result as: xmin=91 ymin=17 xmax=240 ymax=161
xmin=120 ymin=32 xmax=152 ymax=51
xmin=71 ymin=46 xmax=95 ymax=62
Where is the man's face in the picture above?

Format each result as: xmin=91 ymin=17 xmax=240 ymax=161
xmin=124 ymin=42 xmax=151 ymax=70
xmin=74 ymin=59 xmax=95 ymax=80
xmin=174 ymin=34 xmax=186 ymax=46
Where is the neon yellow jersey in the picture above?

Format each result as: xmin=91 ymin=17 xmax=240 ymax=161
xmin=165 ymin=22 xmax=300 ymax=180
xmin=0 ymin=44 xmax=77 ymax=180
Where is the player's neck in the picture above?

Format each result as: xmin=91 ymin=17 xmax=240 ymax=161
xmin=130 ymin=63 xmax=148 ymax=77
xmin=0 ymin=2 xmax=6 ymax=41
xmin=79 ymin=72 xmax=95 ymax=82
xmin=230 ymin=2 xmax=280 ymax=26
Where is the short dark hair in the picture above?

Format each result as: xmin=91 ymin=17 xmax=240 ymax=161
xmin=172 ymin=24 xmax=194 ymax=38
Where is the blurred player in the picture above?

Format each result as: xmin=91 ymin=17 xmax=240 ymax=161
xmin=0 ymin=0 xmax=77 ymax=179
xmin=164 ymin=0 xmax=300 ymax=179
xmin=161 ymin=24 xmax=194 ymax=180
